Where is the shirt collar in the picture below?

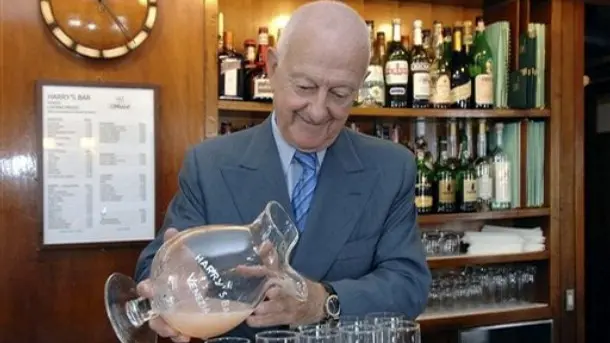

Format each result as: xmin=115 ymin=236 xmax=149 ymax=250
xmin=270 ymin=111 xmax=326 ymax=172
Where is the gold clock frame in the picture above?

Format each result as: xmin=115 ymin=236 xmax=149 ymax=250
xmin=39 ymin=0 xmax=158 ymax=59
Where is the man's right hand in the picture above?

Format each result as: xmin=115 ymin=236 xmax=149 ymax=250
xmin=136 ymin=228 xmax=190 ymax=343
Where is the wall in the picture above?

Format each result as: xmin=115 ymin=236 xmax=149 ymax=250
xmin=0 ymin=1 xmax=206 ymax=342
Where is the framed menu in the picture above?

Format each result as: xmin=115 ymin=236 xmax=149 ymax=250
xmin=36 ymin=80 xmax=159 ymax=247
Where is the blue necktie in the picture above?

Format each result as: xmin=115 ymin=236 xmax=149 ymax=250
xmin=291 ymin=151 xmax=318 ymax=232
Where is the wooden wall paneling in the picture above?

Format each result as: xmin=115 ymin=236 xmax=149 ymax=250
xmin=573 ymin=0 xmax=586 ymax=340
xmin=205 ymin=0 xmax=221 ymax=139
xmin=0 ymin=0 xmax=206 ymax=342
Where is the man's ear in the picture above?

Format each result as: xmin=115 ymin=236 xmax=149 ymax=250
xmin=266 ymin=47 xmax=279 ymax=79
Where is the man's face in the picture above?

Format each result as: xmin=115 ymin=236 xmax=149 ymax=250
xmin=267 ymin=33 xmax=367 ymax=152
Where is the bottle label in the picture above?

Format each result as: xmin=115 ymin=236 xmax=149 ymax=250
xmin=385 ymin=60 xmax=409 ymax=85
xmin=477 ymin=175 xmax=493 ymax=200
xmin=438 ymin=179 xmax=455 ymax=203
xmin=415 ymin=175 xmax=433 ymax=209
xmin=358 ymin=65 xmax=385 ymax=105
xmin=253 ymin=78 xmax=273 ymax=100
xmin=258 ymin=32 xmax=268 ymax=45
xmin=415 ymin=194 xmax=434 ymax=208
xmin=246 ymin=46 xmax=256 ymax=62
xmin=220 ymin=57 xmax=241 ymax=98
xmin=431 ymin=74 xmax=451 ymax=104
xmin=475 ymin=74 xmax=494 ymax=105
xmin=451 ymin=81 xmax=472 ymax=103
xmin=413 ymin=72 xmax=430 ymax=100
xmin=493 ymin=161 xmax=511 ymax=202
xmin=463 ymin=179 xmax=478 ymax=202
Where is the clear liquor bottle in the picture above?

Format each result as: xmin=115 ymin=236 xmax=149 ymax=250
xmin=435 ymin=138 xmax=456 ymax=213
xmin=457 ymin=119 xmax=477 ymax=212
xmin=470 ymin=16 xmax=494 ymax=109
xmin=475 ymin=119 xmax=493 ymax=211
xmin=409 ymin=20 xmax=431 ymax=108
xmin=358 ymin=22 xmax=386 ymax=107
xmin=429 ymin=21 xmax=451 ymax=109
xmin=384 ymin=19 xmax=410 ymax=108
xmin=491 ymin=122 xmax=512 ymax=210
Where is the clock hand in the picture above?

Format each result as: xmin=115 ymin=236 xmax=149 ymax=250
xmin=97 ymin=0 xmax=131 ymax=44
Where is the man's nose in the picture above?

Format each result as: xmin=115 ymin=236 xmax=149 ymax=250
xmin=309 ymin=91 xmax=329 ymax=123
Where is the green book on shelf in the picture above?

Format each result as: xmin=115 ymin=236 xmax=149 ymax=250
xmin=484 ymin=21 xmax=510 ymax=108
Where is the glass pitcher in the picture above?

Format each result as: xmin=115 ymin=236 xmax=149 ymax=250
xmin=104 ymin=201 xmax=308 ymax=343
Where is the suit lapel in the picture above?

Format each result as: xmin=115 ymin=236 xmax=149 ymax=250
xmin=291 ymin=130 xmax=380 ymax=280
xmin=220 ymin=117 xmax=294 ymax=225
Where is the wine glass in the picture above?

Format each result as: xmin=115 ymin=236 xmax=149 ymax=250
xmin=104 ymin=201 xmax=308 ymax=343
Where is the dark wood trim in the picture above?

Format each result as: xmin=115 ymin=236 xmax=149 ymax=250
xmin=418 ymin=208 xmax=550 ymax=225
xmin=427 ymin=251 xmax=549 ymax=269
xmin=218 ymin=100 xmax=551 ymax=119
xmin=204 ymin=0 xmax=220 ymax=139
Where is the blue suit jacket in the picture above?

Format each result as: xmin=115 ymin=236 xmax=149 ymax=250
xmin=135 ymin=116 xmax=431 ymax=339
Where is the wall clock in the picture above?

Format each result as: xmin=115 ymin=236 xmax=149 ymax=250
xmin=39 ymin=0 xmax=158 ymax=59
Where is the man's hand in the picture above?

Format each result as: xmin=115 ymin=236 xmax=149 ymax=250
xmin=136 ymin=228 xmax=191 ymax=343
xmin=246 ymin=279 xmax=328 ymax=328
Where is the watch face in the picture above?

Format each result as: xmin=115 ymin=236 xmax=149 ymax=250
xmin=326 ymin=294 xmax=341 ymax=317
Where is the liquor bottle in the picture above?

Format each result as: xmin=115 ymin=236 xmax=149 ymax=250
xmin=408 ymin=20 xmax=431 ymax=108
xmin=457 ymin=119 xmax=477 ymax=212
xmin=447 ymin=118 xmax=460 ymax=170
xmin=357 ymin=21 xmax=385 ymax=107
xmin=429 ymin=21 xmax=451 ymax=108
xmin=384 ymin=19 xmax=410 ymax=108
xmin=475 ymin=119 xmax=493 ymax=211
xmin=491 ymin=122 xmax=512 ymax=210
xmin=242 ymin=39 xmax=258 ymax=100
xmin=471 ymin=16 xmax=494 ymax=109
xmin=435 ymin=138 xmax=456 ymax=213
xmin=443 ymin=27 xmax=453 ymax=65
xmin=218 ymin=31 xmax=245 ymax=101
xmin=251 ymin=27 xmax=273 ymax=102
xmin=414 ymin=118 xmax=434 ymax=214
xmin=377 ymin=32 xmax=386 ymax=60
xmin=463 ymin=20 xmax=474 ymax=57
xmin=450 ymin=24 xmax=472 ymax=108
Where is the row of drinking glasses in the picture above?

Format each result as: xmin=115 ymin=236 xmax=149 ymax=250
xmin=427 ymin=265 xmax=538 ymax=312
xmin=421 ymin=230 xmax=461 ymax=257
xmin=206 ymin=313 xmax=420 ymax=343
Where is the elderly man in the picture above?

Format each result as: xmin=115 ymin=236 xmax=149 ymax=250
xmin=134 ymin=1 xmax=431 ymax=341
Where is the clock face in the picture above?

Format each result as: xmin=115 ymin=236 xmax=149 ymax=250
xmin=39 ymin=0 xmax=158 ymax=59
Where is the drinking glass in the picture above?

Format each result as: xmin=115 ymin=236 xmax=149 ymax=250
xmin=104 ymin=201 xmax=308 ymax=343
xmin=364 ymin=312 xmax=407 ymax=326
xmin=380 ymin=319 xmax=420 ymax=343
xmin=338 ymin=323 xmax=380 ymax=343
xmin=299 ymin=327 xmax=338 ymax=343
xmin=295 ymin=322 xmax=330 ymax=333
xmin=255 ymin=330 xmax=300 ymax=343
xmin=207 ymin=338 xmax=251 ymax=343
xmin=337 ymin=315 xmax=366 ymax=328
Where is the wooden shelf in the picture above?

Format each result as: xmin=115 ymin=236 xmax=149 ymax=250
xmin=426 ymin=251 xmax=549 ymax=269
xmin=217 ymin=100 xmax=550 ymax=119
xmin=418 ymin=303 xmax=551 ymax=331
xmin=417 ymin=208 xmax=550 ymax=225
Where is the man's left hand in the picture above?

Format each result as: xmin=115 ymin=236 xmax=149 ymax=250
xmin=246 ymin=279 xmax=328 ymax=327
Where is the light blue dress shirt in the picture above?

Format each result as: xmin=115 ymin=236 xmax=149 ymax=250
xmin=270 ymin=112 xmax=326 ymax=199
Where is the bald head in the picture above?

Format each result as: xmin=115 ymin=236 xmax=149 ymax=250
xmin=276 ymin=0 xmax=370 ymax=67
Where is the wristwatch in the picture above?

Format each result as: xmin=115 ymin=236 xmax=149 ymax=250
xmin=321 ymin=282 xmax=341 ymax=321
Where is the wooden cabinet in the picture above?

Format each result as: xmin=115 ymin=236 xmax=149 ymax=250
xmin=202 ymin=0 xmax=585 ymax=342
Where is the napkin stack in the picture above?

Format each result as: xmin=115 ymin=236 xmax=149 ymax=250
xmin=461 ymin=225 xmax=545 ymax=255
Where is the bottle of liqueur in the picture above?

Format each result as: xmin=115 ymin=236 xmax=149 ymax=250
xmin=463 ymin=20 xmax=474 ymax=58
xmin=491 ymin=122 xmax=512 ymax=210
xmin=251 ymin=27 xmax=273 ymax=102
xmin=429 ymin=21 xmax=451 ymax=109
xmin=377 ymin=32 xmax=387 ymax=60
xmin=358 ymin=21 xmax=385 ymax=107
xmin=356 ymin=21 xmax=375 ymax=106
xmin=457 ymin=119 xmax=477 ymax=212
xmin=414 ymin=118 xmax=434 ymax=214
xmin=443 ymin=27 xmax=453 ymax=65
xmin=384 ymin=19 xmax=410 ymax=108
xmin=435 ymin=138 xmax=456 ymax=213
xmin=408 ymin=20 xmax=431 ymax=108
xmin=450 ymin=24 xmax=472 ymax=108
xmin=242 ymin=39 xmax=258 ymax=100
xmin=446 ymin=118 xmax=460 ymax=170
xmin=475 ymin=119 xmax=493 ymax=211
xmin=218 ymin=31 xmax=245 ymax=101
xmin=471 ymin=16 xmax=494 ymax=109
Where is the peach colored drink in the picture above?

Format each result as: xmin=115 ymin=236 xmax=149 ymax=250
xmin=162 ymin=301 xmax=253 ymax=339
